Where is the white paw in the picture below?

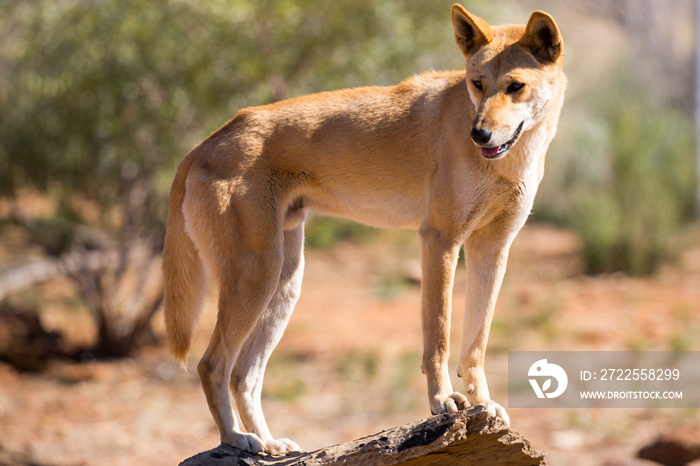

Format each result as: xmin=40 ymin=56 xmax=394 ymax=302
xmin=484 ymin=400 xmax=510 ymax=426
xmin=265 ymin=438 xmax=302 ymax=455
xmin=431 ymin=392 xmax=469 ymax=415
xmin=223 ymin=432 xmax=266 ymax=454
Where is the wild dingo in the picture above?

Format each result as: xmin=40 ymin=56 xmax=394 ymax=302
xmin=163 ymin=4 xmax=566 ymax=454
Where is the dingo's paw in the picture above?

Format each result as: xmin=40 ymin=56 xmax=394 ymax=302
xmin=430 ymin=392 xmax=469 ymax=415
xmin=222 ymin=432 xmax=266 ymax=454
xmin=484 ymin=400 xmax=510 ymax=426
xmin=265 ymin=438 xmax=302 ymax=455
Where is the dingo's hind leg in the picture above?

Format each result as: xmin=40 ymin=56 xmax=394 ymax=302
xmin=198 ymin=328 xmax=266 ymax=453
xmin=232 ymin=223 xmax=305 ymax=454
xmin=197 ymin=241 xmax=284 ymax=453
xmin=186 ymin=176 xmax=285 ymax=453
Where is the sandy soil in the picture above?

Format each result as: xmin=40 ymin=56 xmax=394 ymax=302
xmin=0 ymin=224 xmax=698 ymax=465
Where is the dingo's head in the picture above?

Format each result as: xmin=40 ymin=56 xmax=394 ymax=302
xmin=451 ymin=4 xmax=565 ymax=160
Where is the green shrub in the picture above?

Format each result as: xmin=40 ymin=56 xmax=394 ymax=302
xmin=569 ymin=103 xmax=694 ymax=275
xmin=304 ymin=215 xmax=378 ymax=249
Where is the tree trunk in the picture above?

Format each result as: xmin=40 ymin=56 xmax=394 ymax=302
xmin=179 ymin=406 xmax=546 ymax=466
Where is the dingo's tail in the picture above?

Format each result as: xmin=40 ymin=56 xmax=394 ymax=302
xmin=162 ymin=154 xmax=205 ymax=366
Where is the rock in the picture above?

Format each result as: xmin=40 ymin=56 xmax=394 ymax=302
xmin=638 ymin=427 xmax=700 ymax=466
xmin=179 ymin=405 xmax=546 ymax=466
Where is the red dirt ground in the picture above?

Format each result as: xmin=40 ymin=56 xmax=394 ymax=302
xmin=0 ymin=224 xmax=698 ymax=465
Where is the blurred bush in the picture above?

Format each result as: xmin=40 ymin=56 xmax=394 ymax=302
xmin=305 ymin=216 xmax=379 ymax=249
xmin=569 ymin=102 xmax=694 ymax=275
xmin=537 ymin=57 xmax=696 ymax=276
xmin=532 ymin=0 xmax=697 ymax=276
xmin=0 ymin=0 xmax=471 ymax=358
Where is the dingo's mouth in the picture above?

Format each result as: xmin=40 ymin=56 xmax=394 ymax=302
xmin=479 ymin=122 xmax=524 ymax=159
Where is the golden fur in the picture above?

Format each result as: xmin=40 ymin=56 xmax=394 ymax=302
xmin=162 ymin=4 xmax=566 ymax=455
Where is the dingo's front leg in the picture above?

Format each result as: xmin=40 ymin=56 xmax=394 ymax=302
xmin=458 ymin=226 xmax=514 ymax=425
xmin=418 ymin=226 xmax=468 ymax=414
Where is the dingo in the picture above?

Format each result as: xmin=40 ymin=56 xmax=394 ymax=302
xmin=163 ymin=4 xmax=565 ymax=455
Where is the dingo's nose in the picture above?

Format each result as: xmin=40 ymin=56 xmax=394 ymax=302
xmin=470 ymin=127 xmax=492 ymax=145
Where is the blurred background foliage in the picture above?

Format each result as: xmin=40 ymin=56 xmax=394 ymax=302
xmin=0 ymin=0 xmax=697 ymax=358
xmin=532 ymin=1 xmax=697 ymax=276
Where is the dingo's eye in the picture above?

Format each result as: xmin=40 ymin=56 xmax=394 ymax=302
xmin=507 ymin=82 xmax=525 ymax=94
xmin=471 ymin=80 xmax=483 ymax=91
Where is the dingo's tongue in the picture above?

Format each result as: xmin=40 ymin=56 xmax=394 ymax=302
xmin=480 ymin=146 xmax=500 ymax=158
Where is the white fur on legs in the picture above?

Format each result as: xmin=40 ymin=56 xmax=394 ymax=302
xmin=429 ymin=391 xmax=468 ymax=415
xmin=197 ymin=335 xmax=267 ymax=454
xmin=231 ymin=224 xmax=305 ymax=455
xmin=484 ymin=400 xmax=510 ymax=426
xmin=457 ymin=227 xmax=516 ymax=429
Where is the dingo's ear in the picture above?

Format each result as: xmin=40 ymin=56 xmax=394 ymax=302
xmin=519 ymin=11 xmax=563 ymax=64
xmin=451 ymin=4 xmax=493 ymax=56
